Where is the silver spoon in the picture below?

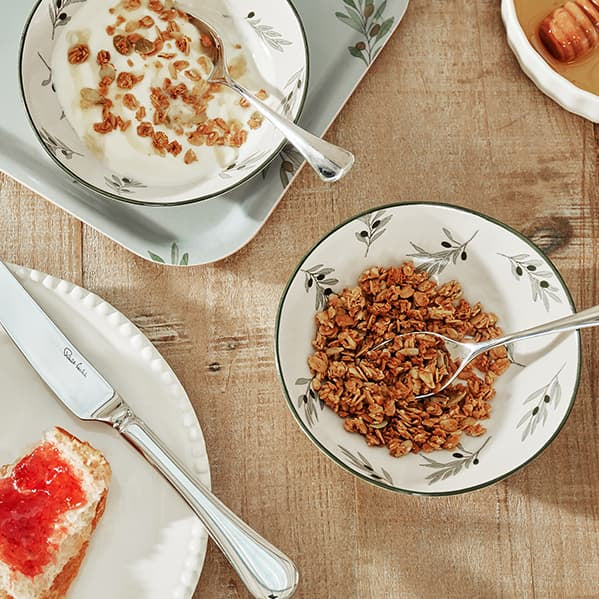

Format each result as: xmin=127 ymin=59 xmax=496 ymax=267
xmin=375 ymin=304 xmax=599 ymax=399
xmin=175 ymin=3 xmax=355 ymax=182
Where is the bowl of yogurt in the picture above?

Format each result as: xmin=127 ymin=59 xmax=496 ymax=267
xmin=19 ymin=0 xmax=309 ymax=206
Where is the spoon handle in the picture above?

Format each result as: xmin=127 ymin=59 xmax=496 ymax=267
xmin=477 ymin=303 xmax=599 ymax=354
xmin=226 ymin=79 xmax=355 ymax=183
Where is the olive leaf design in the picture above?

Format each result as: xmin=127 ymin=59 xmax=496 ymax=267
xmin=336 ymin=0 xmax=395 ymax=65
xmin=295 ymin=377 xmax=324 ymax=428
xmin=104 ymin=175 xmax=146 ymax=194
xmin=38 ymin=52 xmax=54 ymax=89
xmin=278 ymin=145 xmax=303 ymax=188
xmin=148 ymin=242 xmax=189 ymax=266
xmin=220 ymin=150 xmax=271 ymax=179
xmin=517 ymin=365 xmax=565 ymax=441
xmin=40 ymin=129 xmax=83 ymax=159
xmin=278 ymin=68 xmax=305 ymax=119
xmin=338 ymin=445 xmax=393 ymax=484
xmin=49 ymin=0 xmax=87 ymax=39
xmin=498 ymin=253 xmax=563 ymax=311
xmin=355 ymin=210 xmax=392 ymax=257
xmin=301 ymin=265 xmax=339 ymax=311
xmin=260 ymin=69 xmax=306 ymax=188
xmin=420 ymin=437 xmax=491 ymax=485
xmin=407 ymin=229 xmax=478 ymax=276
xmin=246 ymin=11 xmax=292 ymax=52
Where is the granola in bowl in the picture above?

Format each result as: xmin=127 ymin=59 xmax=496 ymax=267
xmin=276 ymin=202 xmax=581 ymax=495
xmin=308 ymin=262 xmax=511 ymax=458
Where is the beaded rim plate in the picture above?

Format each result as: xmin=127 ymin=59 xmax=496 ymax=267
xmin=0 ymin=264 xmax=210 ymax=597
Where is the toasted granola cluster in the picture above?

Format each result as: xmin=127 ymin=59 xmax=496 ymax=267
xmin=66 ymin=0 xmax=267 ymax=165
xmin=308 ymin=262 xmax=511 ymax=457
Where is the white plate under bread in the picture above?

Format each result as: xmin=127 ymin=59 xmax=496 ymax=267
xmin=0 ymin=266 xmax=211 ymax=599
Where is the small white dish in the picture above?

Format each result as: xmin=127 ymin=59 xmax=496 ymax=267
xmin=276 ymin=202 xmax=581 ymax=495
xmin=19 ymin=0 xmax=309 ymax=206
xmin=502 ymin=0 xmax=599 ymax=122
xmin=0 ymin=264 xmax=210 ymax=597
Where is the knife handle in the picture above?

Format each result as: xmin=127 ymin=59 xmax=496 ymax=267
xmin=107 ymin=398 xmax=299 ymax=599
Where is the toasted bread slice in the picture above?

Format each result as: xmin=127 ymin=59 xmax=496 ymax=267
xmin=0 ymin=428 xmax=111 ymax=599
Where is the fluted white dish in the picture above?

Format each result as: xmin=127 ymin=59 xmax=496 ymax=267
xmin=502 ymin=0 xmax=599 ymax=122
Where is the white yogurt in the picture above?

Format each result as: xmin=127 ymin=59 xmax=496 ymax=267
xmin=51 ymin=0 xmax=268 ymax=187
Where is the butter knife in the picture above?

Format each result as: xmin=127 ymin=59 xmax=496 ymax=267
xmin=0 ymin=261 xmax=298 ymax=599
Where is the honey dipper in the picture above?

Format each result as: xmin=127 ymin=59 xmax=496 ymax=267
xmin=540 ymin=0 xmax=599 ymax=62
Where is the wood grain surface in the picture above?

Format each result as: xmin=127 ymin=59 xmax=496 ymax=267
xmin=1 ymin=1 xmax=598 ymax=597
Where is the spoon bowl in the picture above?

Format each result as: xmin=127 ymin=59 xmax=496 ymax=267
xmin=383 ymin=302 xmax=599 ymax=399
xmin=176 ymin=2 xmax=355 ymax=182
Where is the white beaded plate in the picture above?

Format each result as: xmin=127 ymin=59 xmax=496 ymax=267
xmin=0 ymin=264 xmax=210 ymax=598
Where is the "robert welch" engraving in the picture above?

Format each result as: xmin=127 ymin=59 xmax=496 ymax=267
xmin=63 ymin=347 xmax=88 ymax=378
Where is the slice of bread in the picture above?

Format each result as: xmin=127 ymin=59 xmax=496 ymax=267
xmin=0 ymin=428 xmax=111 ymax=599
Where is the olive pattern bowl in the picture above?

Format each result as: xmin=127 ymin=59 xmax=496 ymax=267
xmin=275 ymin=202 xmax=581 ymax=495
xmin=19 ymin=0 xmax=308 ymax=206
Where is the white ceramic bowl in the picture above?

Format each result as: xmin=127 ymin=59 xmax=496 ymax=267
xmin=276 ymin=202 xmax=581 ymax=495
xmin=19 ymin=0 xmax=309 ymax=206
xmin=502 ymin=0 xmax=599 ymax=122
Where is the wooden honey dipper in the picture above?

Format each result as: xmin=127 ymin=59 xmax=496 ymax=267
xmin=540 ymin=0 xmax=599 ymax=62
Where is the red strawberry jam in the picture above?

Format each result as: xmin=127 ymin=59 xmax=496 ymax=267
xmin=0 ymin=442 xmax=87 ymax=577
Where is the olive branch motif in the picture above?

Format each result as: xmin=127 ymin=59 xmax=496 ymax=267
xmin=498 ymin=253 xmax=562 ymax=311
xmin=407 ymin=229 xmax=478 ymax=276
xmin=301 ymin=265 xmax=339 ymax=311
xmin=246 ymin=11 xmax=292 ymax=52
xmin=277 ymin=144 xmax=303 ymax=188
xmin=262 ymin=70 xmax=306 ymax=188
xmin=220 ymin=150 xmax=271 ymax=179
xmin=336 ymin=0 xmax=395 ymax=65
xmin=40 ymin=129 xmax=82 ymax=159
xmin=355 ymin=210 xmax=392 ymax=257
xmin=295 ymin=377 xmax=324 ymax=428
xmin=104 ymin=175 xmax=146 ymax=194
xmin=338 ymin=445 xmax=393 ymax=484
xmin=49 ymin=0 xmax=86 ymax=39
xmin=148 ymin=242 xmax=189 ymax=266
xmin=420 ymin=437 xmax=491 ymax=485
xmin=38 ymin=53 xmax=54 ymax=89
xmin=517 ymin=365 xmax=565 ymax=441
xmin=278 ymin=68 xmax=305 ymax=119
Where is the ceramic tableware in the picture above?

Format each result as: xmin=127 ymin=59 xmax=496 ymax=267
xmin=502 ymin=0 xmax=599 ymax=122
xmin=1 ymin=0 xmax=409 ymax=264
xmin=20 ymin=0 xmax=309 ymax=205
xmin=0 ymin=264 xmax=210 ymax=598
xmin=276 ymin=202 xmax=581 ymax=495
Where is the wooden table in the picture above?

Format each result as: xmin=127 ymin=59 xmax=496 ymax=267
xmin=1 ymin=1 xmax=598 ymax=597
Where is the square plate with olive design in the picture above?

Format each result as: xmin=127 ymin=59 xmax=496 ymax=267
xmin=1 ymin=0 xmax=409 ymax=265
xmin=276 ymin=202 xmax=581 ymax=495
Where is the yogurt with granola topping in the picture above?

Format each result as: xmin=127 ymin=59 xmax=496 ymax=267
xmin=51 ymin=0 xmax=269 ymax=186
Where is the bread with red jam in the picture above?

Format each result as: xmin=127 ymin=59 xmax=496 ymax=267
xmin=0 ymin=428 xmax=111 ymax=599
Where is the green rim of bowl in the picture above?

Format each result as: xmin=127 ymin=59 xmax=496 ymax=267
xmin=274 ymin=201 xmax=582 ymax=496
xmin=18 ymin=0 xmax=310 ymax=207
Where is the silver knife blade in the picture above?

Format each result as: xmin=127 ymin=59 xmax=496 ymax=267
xmin=0 ymin=261 xmax=116 ymax=419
